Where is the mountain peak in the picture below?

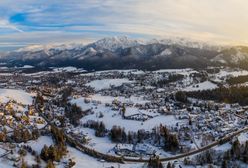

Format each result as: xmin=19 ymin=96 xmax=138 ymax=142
xmin=92 ymin=36 xmax=143 ymax=51
xmin=148 ymin=37 xmax=222 ymax=50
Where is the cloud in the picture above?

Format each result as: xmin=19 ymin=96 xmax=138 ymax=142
xmin=0 ymin=19 xmax=23 ymax=32
xmin=1 ymin=0 xmax=248 ymax=50
xmin=0 ymin=31 xmax=95 ymax=46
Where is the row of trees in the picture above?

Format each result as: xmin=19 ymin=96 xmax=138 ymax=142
xmin=110 ymin=125 xmax=179 ymax=152
xmin=110 ymin=126 xmax=127 ymax=143
xmin=59 ymin=87 xmax=73 ymax=106
xmin=83 ymin=120 xmax=106 ymax=137
xmin=110 ymin=126 xmax=152 ymax=144
xmin=184 ymin=140 xmax=248 ymax=167
xmin=175 ymin=91 xmax=188 ymax=103
xmin=184 ymin=86 xmax=248 ymax=106
xmin=160 ymin=125 xmax=179 ymax=151
xmin=226 ymin=75 xmax=248 ymax=85
xmin=36 ymin=92 xmax=44 ymax=106
xmin=148 ymin=155 xmax=163 ymax=168
xmin=223 ymin=139 xmax=248 ymax=164
xmin=152 ymin=74 xmax=184 ymax=88
xmin=40 ymin=144 xmax=66 ymax=162
xmin=147 ymin=156 xmax=178 ymax=168
xmin=65 ymin=103 xmax=88 ymax=126
xmin=12 ymin=128 xmax=40 ymax=143
xmin=39 ymin=127 xmax=68 ymax=167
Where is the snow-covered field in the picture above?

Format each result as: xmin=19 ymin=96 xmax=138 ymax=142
xmin=1 ymin=67 xmax=247 ymax=167
xmin=72 ymin=95 xmax=185 ymax=132
xmin=217 ymin=69 xmax=248 ymax=78
xmin=27 ymin=136 xmax=143 ymax=168
xmin=0 ymin=73 xmax=13 ymax=76
xmin=72 ymin=93 xmax=149 ymax=112
xmin=53 ymin=66 xmax=86 ymax=73
xmin=22 ymin=71 xmax=56 ymax=77
xmin=0 ymin=160 xmax=13 ymax=168
xmin=155 ymin=68 xmax=197 ymax=74
xmin=0 ymin=89 xmax=33 ymax=105
xmin=20 ymin=65 xmax=34 ymax=69
xmin=82 ymin=113 xmax=180 ymax=132
xmin=183 ymin=81 xmax=218 ymax=91
xmin=27 ymin=136 xmax=54 ymax=154
xmin=96 ymin=94 xmax=148 ymax=104
xmin=65 ymin=146 xmax=143 ymax=168
xmin=85 ymin=78 xmax=134 ymax=91
xmin=211 ymin=69 xmax=248 ymax=82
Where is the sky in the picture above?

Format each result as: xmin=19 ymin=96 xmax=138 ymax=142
xmin=0 ymin=0 xmax=248 ymax=51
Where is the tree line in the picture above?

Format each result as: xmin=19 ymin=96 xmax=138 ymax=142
xmin=152 ymin=74 xmax=184 ymax=88
xmin=110 ymin=124 xmax=179 ymax=152
xmin=177 ymin=86 xmax=248 ymax=106
xmin=226 ymin=75 xmax=248 ymax=85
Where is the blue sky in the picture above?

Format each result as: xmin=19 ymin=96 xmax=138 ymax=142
xmin=0 ymin=0 xmax=248 ymax=51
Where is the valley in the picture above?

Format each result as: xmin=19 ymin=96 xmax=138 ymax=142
xmin=0 ymin=66 xmax=247 ymax=167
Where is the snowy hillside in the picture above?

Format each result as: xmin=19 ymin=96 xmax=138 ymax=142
xmin=92 ymin=36 xmax=143 ymax=51
xmin=1 ymin=36 xmax=248 ymax=70
xmin=85 ymin=78 xmax=133 ymax=91
xmin=0 ymin=89 xmax=33 ymax=105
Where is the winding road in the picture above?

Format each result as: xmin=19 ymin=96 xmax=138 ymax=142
xmin=35 ymin=104 xmax=248 ymax=163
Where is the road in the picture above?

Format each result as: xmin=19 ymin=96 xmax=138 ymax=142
xmin=234 ymin=113 xmax=246 ymax=120
xmin=35 ymin=104 xmax=248 ymax=163
xmin=0 ymin=151 xmax=11 ymax=158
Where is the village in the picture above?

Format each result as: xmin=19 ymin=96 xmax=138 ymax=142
xmin=0 ymin=66 xmax=247 ymax=167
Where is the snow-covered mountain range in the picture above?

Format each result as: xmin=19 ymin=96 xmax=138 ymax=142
xmin=1 ymin=36 xmax=248 ymax=70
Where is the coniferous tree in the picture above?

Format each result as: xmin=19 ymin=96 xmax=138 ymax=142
xmin=175 ymin=91 xmax=188 ymax=103
xmin=46 ymin=160 xmax=55 ymax=168
xmin=167 ymin=162 xmax=172 ymax=168
xmin=243 ymin=141 xmax=248 ymax=163
xmin=40 ymin=145 xmax=49 ymax=161
xmin=20 ymin=158 xmax=27 ymax=168
xmin=68 ymin=159 xmax=76 ymax=168
xmin=221 ymin=160 xmax=227 ymax=168
xmin=148 ymin=155 xmax=163 ymax=168
xmin=121 ymin=105 xmax=126 ymax=118
xmin=127 ymin=131 xmax=133 ymax=144
xmin=95 ymin=122 xmax=106 ymax=137
xmin=231 ymin=139 xmax=241 ymax=159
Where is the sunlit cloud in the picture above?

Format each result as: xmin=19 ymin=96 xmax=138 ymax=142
xmin=0 ymin=19 xmax=23 ymax=33
xmin=1 ymin=0 xmax=248 ymax=50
